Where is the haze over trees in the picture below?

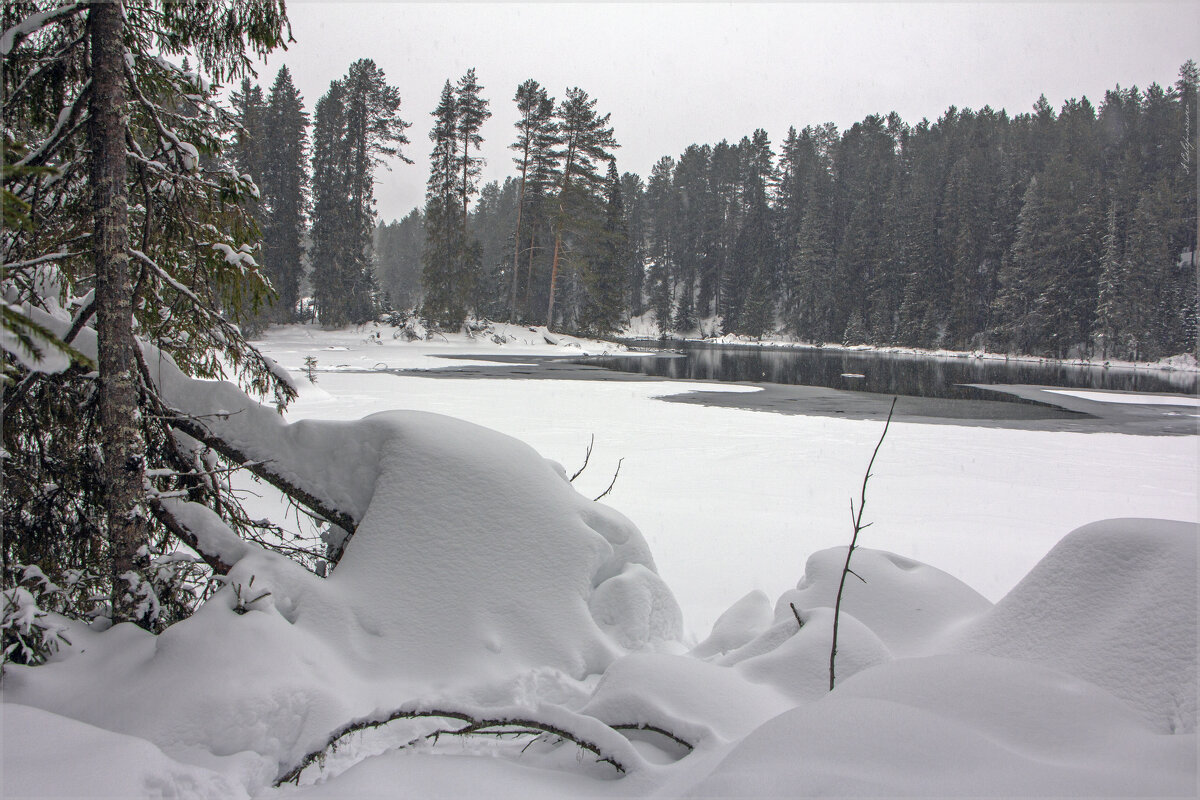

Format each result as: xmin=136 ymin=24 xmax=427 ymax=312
xmin=229 ymin=60 xmax=1195 ymax=362
xmin=385 ymin=63 xmax=1196 ymax=362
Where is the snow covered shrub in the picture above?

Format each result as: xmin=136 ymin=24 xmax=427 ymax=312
xmin=2 ymin=566 xmax=72 ymax=667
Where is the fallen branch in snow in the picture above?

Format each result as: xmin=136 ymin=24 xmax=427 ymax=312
xmin=830 ymin=396 xmax=896 ymax=692
xmin=146 ymin=498 xmax=234 ymax=575
xmin=610 ymin=722 xmax=696 ymax=752
xmin=273 ymin=705 xmax=673 ymax=786
xmin=130 ymin=345 xmax=358 ymax=565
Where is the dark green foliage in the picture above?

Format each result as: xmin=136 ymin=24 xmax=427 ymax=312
xmin=375 ymin=209 xmax=426 ymax=311
xmin=2 ymin=0 xmax=295 ymax=629
xmin=625 ymin=62 xmax=1196 ymax=359
xmin=309 ymin=60 xmax=410 ymax=328
xmin=259 ymin=66 xmax=309 ymax=323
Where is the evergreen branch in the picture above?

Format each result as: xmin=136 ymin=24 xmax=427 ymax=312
xmin=5 ymin=32 xmax=87 ymax=102
xmin=13 ymin=80 xmax=92 ymax=169
xmin=0 ymin=3 xmax=87 ymax=57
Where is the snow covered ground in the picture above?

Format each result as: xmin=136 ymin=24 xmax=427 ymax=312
xmin=3 ymin=321 xmax=1196 ymax=798
xmin=253 ymin=322 xmax=1198 ymax=633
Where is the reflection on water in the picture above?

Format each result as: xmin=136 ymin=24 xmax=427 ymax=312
xmin=584 ymin=342 xmax=1198 ymax=400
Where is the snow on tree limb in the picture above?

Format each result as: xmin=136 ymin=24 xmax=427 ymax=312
xmin=0 ymin=3 xmax=85 ymax=57
xmin=273 ymin=703 xmax=667 ymax=786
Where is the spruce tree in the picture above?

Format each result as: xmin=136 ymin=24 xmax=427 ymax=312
xmin=259 ymin=65 xmax=309 ymax=323
xmin=577 ymin=161 xmax=628 ymax=334
xmin=421 ymin=81 xmax=471 ymax=326
xmin=310 ymin=60 xmax=410 ymax=328
xmin=2 ymin=0 xmax=292 ymax=625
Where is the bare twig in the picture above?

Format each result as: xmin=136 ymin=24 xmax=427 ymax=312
xmin=830 ymin=397 xmax=896 ymax=692
xmin=593 ymin=458 xmax=624 ymax=501
xmin=569 ymin=434 xmax=595 ymax=482
xmin=789 ymin=602 xmax=805 ymax=630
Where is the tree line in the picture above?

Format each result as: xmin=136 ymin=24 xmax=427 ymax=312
xmin=372 ymin=63 xmax=1197 ymax=361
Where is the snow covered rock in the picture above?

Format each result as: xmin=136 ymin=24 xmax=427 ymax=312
xmin=946 ymin=517 xmax=1198 ymax=732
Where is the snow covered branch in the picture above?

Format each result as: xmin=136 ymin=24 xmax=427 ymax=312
xmin=0 ymin=3 xmax=85 ymax=57
xmin=128 ymin=345 xmax=356 ymax=543
xmin=273 ymin=704 xmax=679 ymax=786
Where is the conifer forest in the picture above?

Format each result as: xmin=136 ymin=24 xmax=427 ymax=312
xmin=305 ymin=62 xmax=1195 ymax=361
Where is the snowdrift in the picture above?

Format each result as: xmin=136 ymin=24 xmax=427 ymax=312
xmin=3 ymin=328 xmax=1196 ymax=800
xmin=5 ymin=404 xmax=683 ymax=779
xmin=946 ymin=517 xmax=1198 ymax=733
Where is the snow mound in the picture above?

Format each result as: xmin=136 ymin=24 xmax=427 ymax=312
xmin=947 ymin=518 xmax=1198 ymax=732
xmin=2 ymin=703 xmax=253 ymax=799
xmin=726 ymin=606 xmax=892 ymax=702
xmin=329 ymin=410 xmax=684 ymax=682
xmin=689 ymin=590 xmax=773 ymax=659
xmin=580 ymin=653 xmax=790 ymax=745
xmin=716 ymin=546 xmax=991 ymax=665
xmin=5 ymin=409 xmax=682 ymax=780
xmin=686 ymin=654 xmax=1196 ymax=797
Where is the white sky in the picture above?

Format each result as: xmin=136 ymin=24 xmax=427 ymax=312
xmin=251 ymin=2 xmax=1198 ymax=224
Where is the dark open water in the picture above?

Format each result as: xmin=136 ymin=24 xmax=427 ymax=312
xmin=582 ymin=341 xmax=1198 ymax=401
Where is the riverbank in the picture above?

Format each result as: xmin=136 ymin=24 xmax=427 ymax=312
xmin=619 ymin=313 xmax=1200 ymax=375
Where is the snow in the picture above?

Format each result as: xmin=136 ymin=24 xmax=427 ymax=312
xmin=1047 ymin=387 xmax=1200 ymax=406
xmin=4 ymin=322 xmax=1197 ymax=798
xmin=946 ymin=517 xmax=1198 ymax=732
xmin=250 ymin=323 xmax=1197 ymax=634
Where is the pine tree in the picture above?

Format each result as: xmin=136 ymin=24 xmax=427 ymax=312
xmin=259 ymin=65 xmax=309 ymax=323
xmin=545 ymin=87 xmax=619 ymax=328
xmin=455 ymin=68 xmax=491 ymax=226
xmin=508 ymin=80 xmax=557 ymax=320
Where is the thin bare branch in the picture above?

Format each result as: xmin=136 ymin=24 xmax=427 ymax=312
xmin=830 ymin=397 xmax=896 ymax=692
xmin=569 ymin=434 xmax=594 ymax=482
xmin=593 ymin=458 xmax=623 ymax=501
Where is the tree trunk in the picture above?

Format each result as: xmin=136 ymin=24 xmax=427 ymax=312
xmin=546 ymin=220 xmax=563 ymax=328
xmin=89 ymin=1 xmax=147 ymax=624
xmin=509 ymin=159 xmax=528 ymax=321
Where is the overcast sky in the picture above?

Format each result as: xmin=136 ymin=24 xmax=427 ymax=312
xmin=251 ymin=2 xmax=1198 ymax=224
